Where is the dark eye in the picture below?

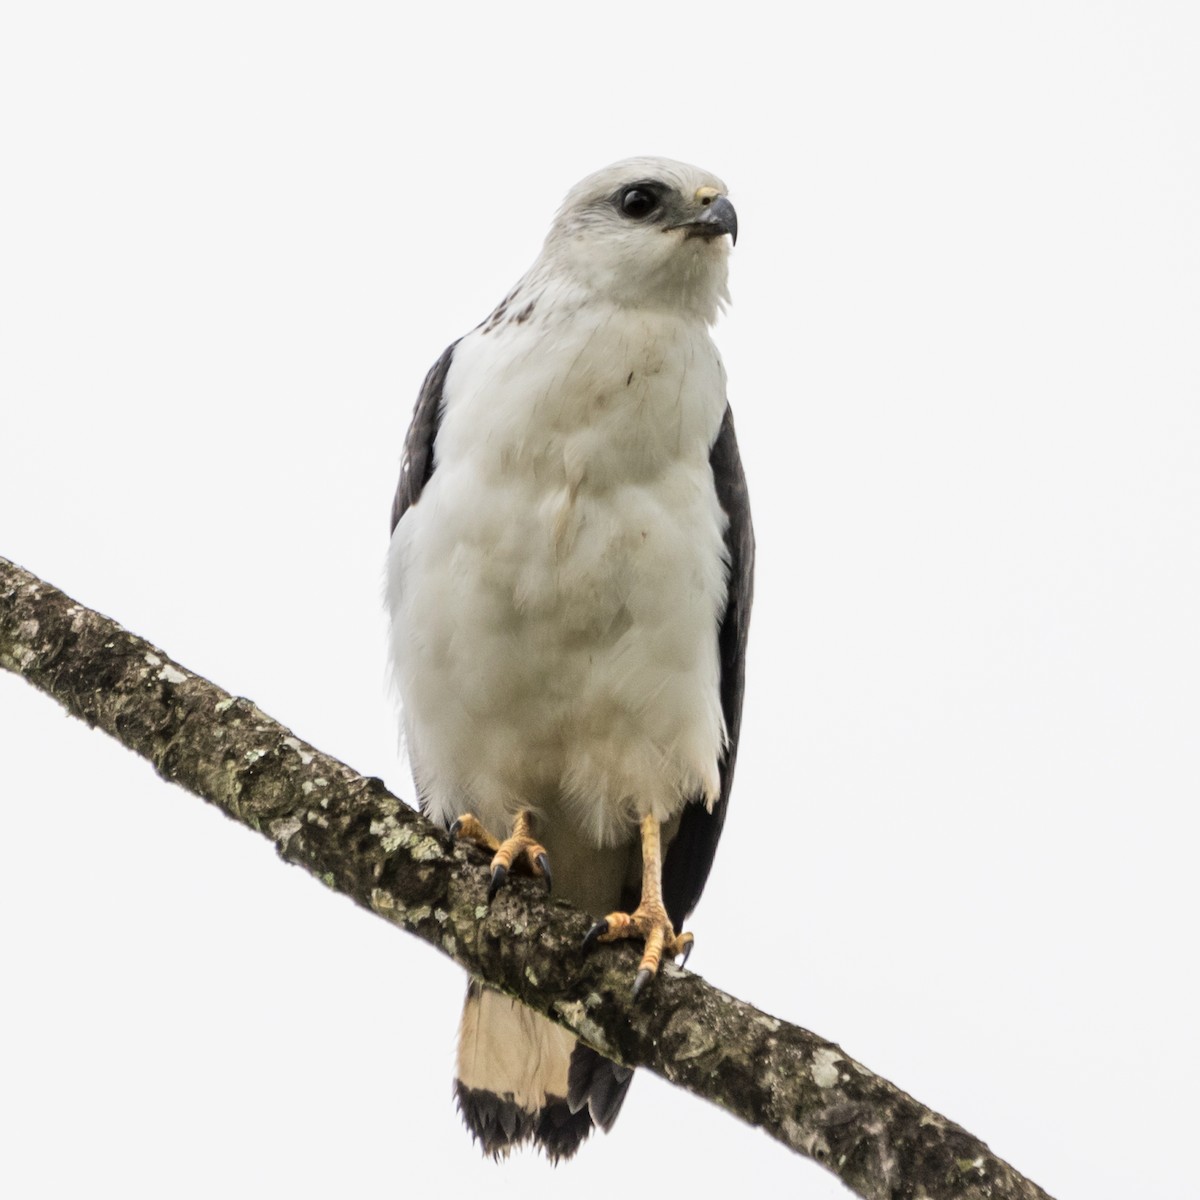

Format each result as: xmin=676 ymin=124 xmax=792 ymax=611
xmin=618 ymin=186 xmax=660 ymax=219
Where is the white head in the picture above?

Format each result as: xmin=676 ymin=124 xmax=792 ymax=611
xmin=536 ymin=157 xmax=736 ymax=323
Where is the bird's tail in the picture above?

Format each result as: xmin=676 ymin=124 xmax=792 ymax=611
xmin=455 ymin=980 xmax=633 ymax=1161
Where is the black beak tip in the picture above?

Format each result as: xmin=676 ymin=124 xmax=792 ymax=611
xmin=714 ymin=196 xmax=739 ymax=246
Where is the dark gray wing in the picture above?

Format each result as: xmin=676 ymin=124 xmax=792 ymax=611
xmin=661 ymin=404 xmax=755 ymax=930
xmin=389 ymin=340 xmax=459 ymax=534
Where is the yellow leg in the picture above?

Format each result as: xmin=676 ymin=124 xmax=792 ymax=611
xmin=451 ymin=810 xmax=551 ymax=901
xmin=583 ymin=815 xmax=693 ymax=997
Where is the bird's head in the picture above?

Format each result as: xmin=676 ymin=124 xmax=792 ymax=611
xmin=539 ymin=157 xmax=736 ymax=323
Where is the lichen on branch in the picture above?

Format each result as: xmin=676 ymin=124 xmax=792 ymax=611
xmin=0 ymin=555 xmax=1053 ymax=1200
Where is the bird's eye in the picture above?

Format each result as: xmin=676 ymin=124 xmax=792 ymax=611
xmin=618 ymin=187 xmax=660 ymax=219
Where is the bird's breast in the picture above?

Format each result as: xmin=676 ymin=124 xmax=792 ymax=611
xmin=439 ymin=305 xmax=725 ymax=486
xmin=388 ymin=305 xmax=729 ymax=843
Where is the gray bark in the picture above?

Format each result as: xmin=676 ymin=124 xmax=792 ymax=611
xmin=0 ymin=555 xmax=1053 ymax=1200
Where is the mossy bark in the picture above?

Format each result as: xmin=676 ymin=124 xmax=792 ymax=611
xmin=0 ymin=555 xmax=1053 ymax=1200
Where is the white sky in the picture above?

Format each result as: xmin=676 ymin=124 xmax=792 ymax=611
xmin=2 ymin=4 xmax=1197 ymax=1197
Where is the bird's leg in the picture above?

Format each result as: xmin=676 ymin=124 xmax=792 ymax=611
xmin=582 ymin=814 xmax=693 ymax=998
xmin=451 ymin=810 xmax=551 ymax=901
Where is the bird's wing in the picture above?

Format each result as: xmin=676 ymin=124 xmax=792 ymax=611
xmin=389 ymin=340 xmax=459 ymax=534
xmin=661 ymin=404 xmax=755 ymax=931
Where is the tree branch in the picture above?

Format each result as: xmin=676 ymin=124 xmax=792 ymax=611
xmin=0 ymin=555 xmax=1052 ymax=1200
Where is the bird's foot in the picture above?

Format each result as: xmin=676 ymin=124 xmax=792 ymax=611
xmin=451 ymin=811 xmax=551 ymax=902
xmin=582 ymin=901 xmax=693 ymax=999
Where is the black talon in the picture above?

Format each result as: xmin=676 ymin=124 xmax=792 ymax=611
xmin=631 ymin=968 xmax=653 ymax=1000
xmin=680 ymin=942 xmax=693 ymax=969
xmin=487 ymin=863 xmax=508 ymax=902
xmin=534 ymin=852 xmax=552 ymax=893
xmin=449 ymin=817 xmax=463 ymax=838
xmin=582 ymin=919 xmax=609 ymax=954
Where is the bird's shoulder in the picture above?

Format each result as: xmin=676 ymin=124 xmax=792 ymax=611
xmin=390 ymin=339 xmax=459 ymax=534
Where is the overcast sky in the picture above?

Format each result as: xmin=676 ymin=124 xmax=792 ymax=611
xmin=2 ymin=4 xmax=1197 ymax=1198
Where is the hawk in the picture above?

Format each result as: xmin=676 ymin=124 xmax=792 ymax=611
xmin=386 ymin=157 xmax=753 ymax=1160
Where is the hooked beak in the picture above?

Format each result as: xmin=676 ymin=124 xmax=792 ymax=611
xmin=673 ymin=194 xmax=738 ymax=246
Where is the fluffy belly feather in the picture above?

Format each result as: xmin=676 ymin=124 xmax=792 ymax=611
xmin=387 ymin=311 xmax=729 ymax=848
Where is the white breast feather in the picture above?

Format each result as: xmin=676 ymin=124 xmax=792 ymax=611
xmin=387 ymin=279 xmax=729 ymax=848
